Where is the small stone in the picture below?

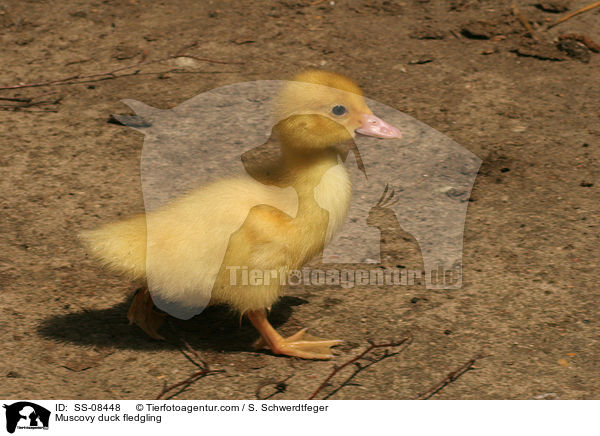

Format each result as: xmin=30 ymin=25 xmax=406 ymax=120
xmin=408 ymin=55 xmax=434 ymax=65
xmin=481 ymin=47 xmax=499 ymax=55
xmin=70 ymin=10 xmax=87 ymax=18
xmin=461 ymin=21 xmax=498 ymax=39
xmin=112 ymin=44 xmax=140 ymax=61
xmin=512 ymin=41 xmax=567 ymax=61
xmin=444 ymin=187 xmax=467 ymax=200
xmin=15 ymin=37 xmax=33 ymax=46
xmin=557 ymin=39 xmax=591 ymax=63
xmin=535 ymin=1 xmax=569 ymax=13
xmin=410 ymin=28 xmax=445 ymax=40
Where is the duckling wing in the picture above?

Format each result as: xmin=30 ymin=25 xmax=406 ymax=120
xmin=142 ymin=177 xmax=298 ymax=318
xmin=208 ymin=203 xmax=298 ymax=314
xmin=81 ymin=176 xmax=298 ymax=318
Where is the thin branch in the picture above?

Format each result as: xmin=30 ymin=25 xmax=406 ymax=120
xmin=319 ymin=344 xmax=410 ymax=400
xmin=0 ymin=50 xmax=241 ymax=91
xmin=167 ymin=321 xmax=210 ymax=369
xmin=155 ymin=322 xmax=224 ymax=400
xmin=413 ymin=352 xmax=486 ymax=400
xmin=0 ymin=96 xmax=31 ymax=102
xmin=0 ymin=102 xmax=56 ymax=110
xmin=548 ymin=0 xmax=600 ymax=28
xmin=180 ymin=339 xmax=209 ymax=369
xmin=255 ymin=375 xmax=295 ymax=400
xmin=0 ymin=54 xmax=149 ymax=90
xmin=511 ymin=4 xmax=538 ymax=40
xmin=155 ymin=367 xmax=223 ymax=400
xmin=308 ymin=337 xmax=411 ymax=400
xmin=0 ymin=92 xmax=61 ymax=111
xmin=0 ymin=108 xmax=59 ymax=113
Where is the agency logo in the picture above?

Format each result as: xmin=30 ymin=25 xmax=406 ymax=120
xmin=97 ymin=78 xmax=480 ymax=320
xmin=3 ymin=402 xmax=50 ymax=434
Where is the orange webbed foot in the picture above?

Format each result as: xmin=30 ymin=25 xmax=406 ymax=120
xmin=255 ymin=328 xmax=342 ymax=359
xmin=273 ymin=328 xmax=342 ymax=360
xmin=248 ymin=310 xmax=342 ymax=360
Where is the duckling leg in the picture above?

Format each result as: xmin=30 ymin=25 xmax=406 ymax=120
xmin=127 ymin=287 xmax=166 ymax=340
xmin=247 ymin=309 xmax=342 ymax=360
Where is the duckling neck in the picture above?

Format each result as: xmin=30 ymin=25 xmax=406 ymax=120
xmin=284 ymin=144 xmax=350 ymax=238
xmin=280 ymin=145 xmax=340 ymax=198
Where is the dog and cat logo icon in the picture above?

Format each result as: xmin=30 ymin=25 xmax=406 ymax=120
xmin=3 ymin=402 xmax=50 ymax=433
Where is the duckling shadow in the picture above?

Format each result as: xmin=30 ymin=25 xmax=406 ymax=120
xmin=37 ymin=295 xmax=308 ymax=352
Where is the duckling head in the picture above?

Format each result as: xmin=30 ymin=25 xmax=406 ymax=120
xmin=274 ymin=69 xmax=401 ymax=153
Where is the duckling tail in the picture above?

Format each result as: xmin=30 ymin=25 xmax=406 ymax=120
xmin=79 ymin=214 xmax=147 ymax=279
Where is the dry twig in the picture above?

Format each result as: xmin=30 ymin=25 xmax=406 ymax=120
xmin=0 ymin=48 xmax=241 ymax=91
xmin=548 ymin=0 xmax=600 ymax=28
xmin=155 ymin=366 xmax=223 ymax=400
xmin=255 ymin=375 xmax=295 ymax=400
xmin=0 ymin=91 xmax=61 ymax=111
xmin=308 ymin=337 xmax=411 ymax=400
xmin=0 ymin=96 xmax=32 ymax=102
xmin=511 ymin=4 xmax=538 ymax=40
xmin=155 ymin=323 xmax=224 ymax=400
xmin=413 ymin=352 xmax=486 ymax=400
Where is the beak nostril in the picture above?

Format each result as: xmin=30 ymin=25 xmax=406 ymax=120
xmin=356 ymin=113 xmax=402 ymax=139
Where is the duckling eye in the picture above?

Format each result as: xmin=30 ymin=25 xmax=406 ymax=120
xmin=331 ymin=105 xmax=347 ymax=116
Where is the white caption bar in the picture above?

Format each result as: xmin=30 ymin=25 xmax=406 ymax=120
xmin=0 ymin=400 xmax=596 ymax=435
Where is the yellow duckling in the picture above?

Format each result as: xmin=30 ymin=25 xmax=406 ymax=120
xmin=81 ymin=70 xmax=401 ymax=359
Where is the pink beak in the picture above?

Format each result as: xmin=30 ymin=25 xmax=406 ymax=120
xmin=355 ymin=113 xmax=402 ymax=139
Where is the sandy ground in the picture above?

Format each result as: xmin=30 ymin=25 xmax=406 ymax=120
xmin=1 ymin=0 xmax=599 ymax=400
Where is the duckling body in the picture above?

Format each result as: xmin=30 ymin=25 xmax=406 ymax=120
xmin=82 ymin=70 xmax=401 ymax=359
xmin=211 ymin=153 xmax=351 ymax=312
xmin=83 ymin=176 xmax=299 ymax=309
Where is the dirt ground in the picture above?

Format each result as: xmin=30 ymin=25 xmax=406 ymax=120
xmin=1 ymin=0 xmax=599 ymax=400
